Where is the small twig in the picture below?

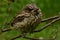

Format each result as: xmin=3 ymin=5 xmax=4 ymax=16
xmin=0 ymin=27 xmax=13 ymax=34
xmin=0 ymin=0 xmax=11 ymax=33
xmin=32 ymin=17 xmax=60 ymax=33
xmin=41 ymin=15 xmax=60 ymax=22
xmin=2 ymin=0 xmax=11 ymax=29
xmin=1 ymin=0 xmax=15 ymax=32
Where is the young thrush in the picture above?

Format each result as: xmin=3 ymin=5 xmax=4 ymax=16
xmin=10 ymin=3 xmax=42 ymax=33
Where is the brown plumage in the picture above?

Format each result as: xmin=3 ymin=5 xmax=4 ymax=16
xmin=10 ymin=3 xmax=42 ymax=33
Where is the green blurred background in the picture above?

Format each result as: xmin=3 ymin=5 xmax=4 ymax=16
xmin=0 ymin=0 xmax=60 ymax=40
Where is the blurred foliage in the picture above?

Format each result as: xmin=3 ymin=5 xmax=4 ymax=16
xmin=0 ymin=0 xmax=60 ymax=40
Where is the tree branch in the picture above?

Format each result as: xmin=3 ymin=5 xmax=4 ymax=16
xmin=32 ymin=17 xmax=60 ymax=33
xmin=41 ymin=15 xmax=60 ymax=22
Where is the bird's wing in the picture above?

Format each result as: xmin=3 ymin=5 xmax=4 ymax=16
xmin=10 ymin=12 xmax=30 ymax=26
xmin=11 ymin=15 xmax=24 ymax=26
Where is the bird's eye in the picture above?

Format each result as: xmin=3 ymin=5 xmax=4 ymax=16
xmin=28 ymin=8 xmax=33 ymax=11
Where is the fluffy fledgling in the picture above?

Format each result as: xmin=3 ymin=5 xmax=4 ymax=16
xmin=11 ymin=3 xmax=42 ymax=33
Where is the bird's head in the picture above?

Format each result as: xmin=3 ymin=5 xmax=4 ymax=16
xmin=24 ymin=3 xmax=39 ymax=12
xmin=24 ymin=3 xmax=42 ymax=16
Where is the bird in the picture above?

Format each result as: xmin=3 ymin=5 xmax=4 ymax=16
xmin=10 ymin=3 xmax=42 ymax=33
